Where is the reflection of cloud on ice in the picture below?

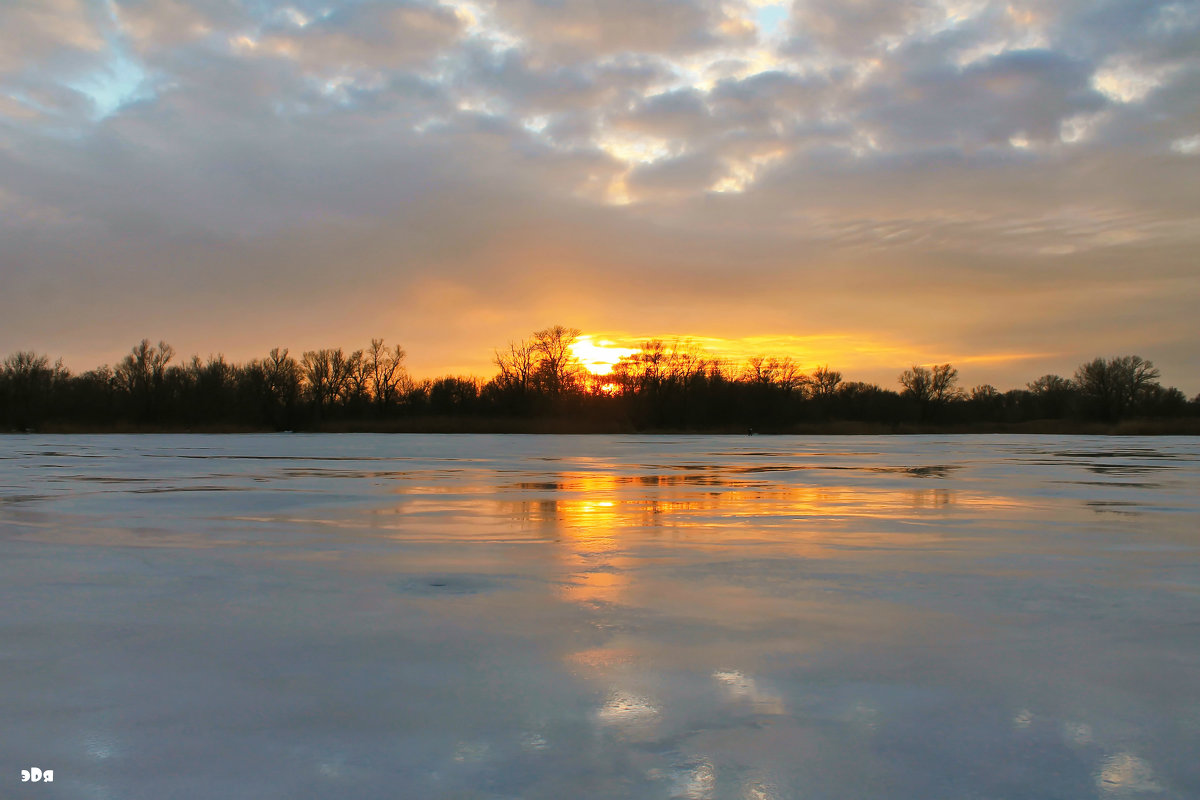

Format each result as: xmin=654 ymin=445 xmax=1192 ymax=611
xmin=742 ymin=778 xmax=781 ymax=799
xmin=1097 ymin=752 xmax=1163 ymax=795
xmin=83 ymin=730 xmax=119 ymax=761
xmin=520 ymin=731 xmax=548 ymax=751
xmin=662 ymin=757 xmax=716 ymax=800
xmin=567 ymin=646 xmax=636 ymax=673
xmin=713 ymin=669 xmax=784 ymax=714
xmin=453 ymin=741 xmax=492 ymax=764
xmin=1063 ymin=721 xmax=1093 ymax=745
xmin=596 ymin=690 xmax=659 ymax=730
xmin=847 ymin=700 xmax=879 ymax=730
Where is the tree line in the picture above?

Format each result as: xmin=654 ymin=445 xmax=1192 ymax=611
xmin=1 ymin=326 xmax=1196 ymax=431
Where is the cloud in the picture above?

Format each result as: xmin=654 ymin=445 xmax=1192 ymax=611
xmin=486 ymin=0 xmax=753 ymax=60
xmin=246 ymin=1 xmax=464 ymax=72
xmin=113 ymin=0 xmax=243 ymax=53
xmin=789 ymin=0 xmax=928 ymax=56
xmin=613 ymin=88 xmax=713 ymax=139
xmin=856 ymin=48 xmax=1109 ymax=147
xmin=0 ymin=0 xmax=106 ymax=73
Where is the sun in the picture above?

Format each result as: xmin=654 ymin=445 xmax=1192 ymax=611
xmin=570 ymin=336 xmax=638 ymax=375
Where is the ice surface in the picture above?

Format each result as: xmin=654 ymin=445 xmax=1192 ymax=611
xmin=1 ymin=434 xmax=1198 ymax=799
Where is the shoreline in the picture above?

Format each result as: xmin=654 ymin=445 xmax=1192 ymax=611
xmin=10 ymin=418 xmax=1200 ymax=436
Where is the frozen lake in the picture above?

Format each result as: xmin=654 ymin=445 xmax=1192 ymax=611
xmin=2 ymin=434 xmax=1199 ymax=799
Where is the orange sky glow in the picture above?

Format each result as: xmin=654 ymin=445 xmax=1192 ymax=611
xmin=567 ymin=333 xmax=1056 ymax=384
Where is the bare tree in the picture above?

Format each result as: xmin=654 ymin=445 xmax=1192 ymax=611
xmin=1027 ymin=374 xmax=1071 ymax=395
xmin=242 ymin=347 xmax=300 ymax=424
xmin=532 ymin=325 xmax=583 ymax=396
xmin=301 ymin=349 xmax=347 ymax=413
xmin=1 ymin=352 xmax=66 ymax=389
xmin=367 ymin=339 xmax=408 ymax=409
xmin=614 ymin=340 xmax=667 ymax=395
xmin=930 ymin=364 xmax=960 ymax=402
xmin=114 ymin=339 xmax=174 ymax=417
xmin=265 ymin=348 xmax=300 ymax=403
xmin=1 ymin=352 xmax=67 ymax=428
xmin=336 ymin=350 xmax=364 ymax=406
xmin=743 ymin=355 xmax=773 ymax=385
xmin=770 ymin=357 xmax=804 ymax=393
xmin=664 ymin=341 xmax=707 ymax=387
xmin=743 ymin=356 xmax=804 ymax=392
xmin=899 ymin=365 xmax=934 ymax=403
xmin=970 ymin=384 xmax=1001 ymax=401
xmin=347 ymin=350 xmax=371 ymax=406
xmin=809 ymin=365 xmax=843 ymax=400
xmin=493 ymin=339 xmax=537 ymax=396
xmin=900 ymin=363 xmax=960 ymax=418
xmin=1074 ymin=355 xmax=1161 ymax=420
xmin=115 ymin=339 xmax=175 ymax=396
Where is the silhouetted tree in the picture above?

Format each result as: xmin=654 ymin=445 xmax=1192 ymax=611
xmin=3 ymin=336 xmax=1194 ymax=432
xmin=930 ymin=364 xmax=960 ymax=402
xmin=1140 ymin=384 xmax=1188 ymax=417
xmin=966 ymin=384 xmax=1003 ymax=421
xmin=302 ymin=349 xmax=358 ymax=417
xmin=115 ymin=339 xmax=174 ymax=421
xmin=900 ymin=364 xmax=960 ymax=420
xmin=970 ymin=384 xmax=999 ymax=401
xmin=265 ymin=348 xmax=301 ymax=415
xmin=182 ymin=355 xmax=236 ymax=423
xmin=614 ymin=340 xmax=667 ymax=395
xmin=1 ymin=352 xmax=67 ymax=429
xmin=1028 ymin=374 xmax=1071 ymax=394
xmin=367 ymin=339 xmax=408 ymax=411
xmin=809 ymin=365 xmax=843 ymax=400
xmin=532 ymin=325 xmax=583 ymax=398
xmin=428 ymin=376 xmax=480 ymax=415
xmin=1073 ymin=356 xmax=1161 ymax=420
xmin=1026 ymin=374 xmax=1075 ymax=419
xmin=836 ymin=381 xmax=904 ymax=423
xmin=899 ymin=366 xmax=933 ymax=402
xmin=242 ymin=347 xmax=302 ymax=428
xmin=493 ymin=339 xmax=537 ymax=405
xmin=741 ymin=355 xmax=806 ymax=425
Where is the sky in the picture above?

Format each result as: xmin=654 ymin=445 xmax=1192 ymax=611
xmin=1 ymin=0 xmax=1198 ymax=392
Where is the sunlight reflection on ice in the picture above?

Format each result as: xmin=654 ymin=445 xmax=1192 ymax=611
xmin=713 ymin=669 xmax=785 ymax=714
xmin=520 ymin=731 xmax=549 ymax=752
xmin=596 ymin=690 xmax=660 ymax=731
xmin=660 ymin=757 xmax=716 ymax=800
xmin=1097 ymin=752 xmax=1163 ymax=795
xmin=452 ymin=741 xmax=491 ymax=764
xmin=742 ymin=779 xmax=780 ymax=800
xmin=82 ymin=731 xmax=119 ymax=761
xmin=1063 ymin=721 xmax=1094 ymax=746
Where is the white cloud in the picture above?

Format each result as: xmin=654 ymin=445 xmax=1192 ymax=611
xmin=1171 ymin=134 xmax=1200 ymax=155
xmin=1092 ymin=57 xmax=1177 ymax=104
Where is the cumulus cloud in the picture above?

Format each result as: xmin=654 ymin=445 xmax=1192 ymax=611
xmin=485 ymin=0 xmax=754 ymax=60
xmin=246 ymin=1 xmax=464 ymax=71
xmin=856 ymin=48 xmax=1109 ymax=147
xmin=789 ymin=0 xmax=929 ymax=56
xmin=0 ymin=0 xmax=107 ymax=73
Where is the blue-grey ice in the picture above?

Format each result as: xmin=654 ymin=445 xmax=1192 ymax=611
xmin=2 ymin=434 xmax=1198 ymax=799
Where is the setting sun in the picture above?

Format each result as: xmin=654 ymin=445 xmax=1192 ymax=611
xmin=570 ymin=336 xmax=638 ymax=375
